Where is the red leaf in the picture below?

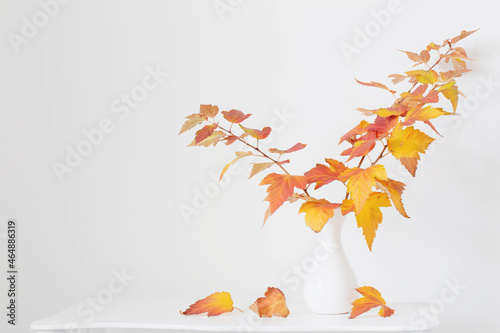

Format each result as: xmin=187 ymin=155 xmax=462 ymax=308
xmin=305 ymin=159 xmax=348 ymax=189
xmin=221 ymin=109 xmax=251 ymax=123
xmin=239 ymin=124 xmax=272 ymax=140
xmin=195 ymin=124 xmax=217 ymax=144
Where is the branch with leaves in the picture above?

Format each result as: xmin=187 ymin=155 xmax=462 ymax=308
xmin=179 ymin=30 xmax=477 ymax=251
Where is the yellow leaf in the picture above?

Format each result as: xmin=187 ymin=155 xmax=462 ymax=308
xmin=299 ymin=198 xmax=341 ymax=232
xmin=405 ymin=69 xmax=438 ymax=84
xmin=377 ymin=178 xmax=409 ymax=218
xmin=353 ymin=192 xmax=391 ymax=251
xmin=403 ymin=106 xmax=451 ymax=126
xmin=219 ymin=151 xmax=253 ymax=181
xmin=438 ymin=81 xmax=459 ymax=112
xmin=387 ymin=123 xmax=434 ymax=177
xmin=344 ymin=165 xmax=387 ymax=214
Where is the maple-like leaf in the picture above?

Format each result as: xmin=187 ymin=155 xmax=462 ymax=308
xmin=195 ymin=124 xmax=217 ymax=144
xmin=450 ymin=29 xmax=479 ymax=44
xmin=339 ymin=120 xmax=370 ymax=144
xmin=190 ymin=130 xmax=226 ymax=147
xmin=438 ymin=81 xmax=459 ymax=112
xmin=260 ymin=173 xmax=308 ymax=221
xmin=376 ymin=178 xmax=409 ymax=218
xmin=399 ymin=49 xmax=430 ymax=64
xmin=403 ymin=106 xmax=451 ymax=126
xmin=248 ymin=160 xmax=289 ymax=179
xmin=305 ymin=159 xmax=348 ymax=189
xmin=249 ymin=287 xmax=290 ymax=318
xmin=366 ymin=116 xmax=398 ymax=138
xmin=405 ymin=69 xmax=438 ymax=84
xmin=355 ymin=79 xmax=396 ymax=94
xmin=343 ymin=192 xmax=391 ymax=250
xmin=342 ymin=131 xmax=377 ymax=162
xmin=181 ymin=292 xmax=239 ymax=316
xmin=224 ymin=135 xmax=239 ymax=145
xmin=299 ymin=198 xmax=341 ymax=232
xmin=221 ymin=109 xmax=251 ymax=123
xmin=219 ymin=151 xmax=253 ymax=181
xmin=269 ymin=143 xmax=307 ymax=155
xmin=239 ymin=124 xmax=272 ymax=140
xmin=388 ymin=73 xmax=407 ymax=84
xmin=179 ymin=113 xmax=206 ymax=135
xmin=199 ymin=104 xmax=219 ymax=118
xmin=344 ymin=165 xmax=388 ymax=214
xmin=349 ymin=286 xmax=395 ymax=319
xmin=387 ymin=123 xmax=435 ymax=177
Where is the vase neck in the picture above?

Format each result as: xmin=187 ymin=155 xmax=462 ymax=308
xmin=321 ymin=209 xmax=345 ymax=247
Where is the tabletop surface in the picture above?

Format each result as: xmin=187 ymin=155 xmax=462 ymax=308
xmin=31 ymin=297 xmax=439 ymax=332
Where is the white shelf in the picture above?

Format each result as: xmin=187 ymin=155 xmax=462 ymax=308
xmin=31 ymin=297 xmax=438 ymax=332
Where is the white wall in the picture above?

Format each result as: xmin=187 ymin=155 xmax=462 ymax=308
xmin=1 ymin=0 xmax=499 ymax=332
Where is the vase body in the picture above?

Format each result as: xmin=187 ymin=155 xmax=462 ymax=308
xmin=303 ymin=209 xmax=358 ymax=314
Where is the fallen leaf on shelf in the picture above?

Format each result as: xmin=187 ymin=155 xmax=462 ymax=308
xmin=181 ymin=291 xmax=242 ymax=316
xmin=349 ymin=286 xmax=395 ymax=319
xmin=249 ymin=287 xmax=290 ymax=318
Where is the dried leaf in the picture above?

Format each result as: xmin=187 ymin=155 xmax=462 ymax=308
xmin=355 ymin=79 xmax=396 ymax=94
xmin=239 ymin=124 xmax=272 ymax=140
xmin=179 ymin=113 xmax=206 ymax=135
xmin=221 ymin=109 xmax=252 ymax=123
xmin=305 ymin=159 xmax=348 ymax=189
xmin=249 ymin=287 xmax=290 ymax=318
xmin=349 ymin=286 xmax=395 ymax=319
xmin=200 ymin=104 xmax=219 ymax=118
xmin=219 ymin=151 xmax=253 ymax=181
xmin=377 ymin=178 xmax=409 ymax=218
xmin=181 ymin=292 xmax=237 ymax=316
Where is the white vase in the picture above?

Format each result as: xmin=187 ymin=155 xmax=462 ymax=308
xmin=303 ymin=209 xmax=358 ymax=314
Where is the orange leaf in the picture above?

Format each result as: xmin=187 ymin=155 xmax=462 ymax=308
xmin=342 ymin=131 xmax=377 ymax=162
xmin=305 ymin=159 xmax=348 ymax=189
xmin=189 ymin=130 xmax=226 ymax=147
xmin=181 ymin=291 xmax=238 ymax=316
xmin=387 ymin=123 xmax=435 ymax=177
xmin=450 ymin=29 xmax=479 ymax=44
xmin=260 ymin=173 xmax=307 ymax=222
xmin=355 ymin=79 xmax=396 ymax=94
xmin=347 ymin=192 xmax=391 ymax=250
xmin=399 ymin=49 xmax=429 ymax=64
xmin=344 ymin=165 xmax=387 ymax=214
xmin=249 ymin=287 xmax=290 ymax=318
xmin=299 ymin=198 xmax=341 ymax=232
xmin=239 ymin=124 xmax=272 ymax=140
xmin=339 ymin=120 xmax=370 ymax=144
xmin=221 ymin=109 xmax=251 ymax=123
xmin=377 ymin=178 xmax=409 ymax=218
xmin=195 ymin=124 xmax=217 ymax=144
xmin=349 ymin=286 xmax=395 ymax=319
xmin=366 ymin=116 xmax=398 ymax=138
xmin=200 ymin=104 xmax=219 ymax=118
xmin=269 ymin=143 xmax=307 ymax=155
xmin=179 ymin=113 xmax=206 ymax=135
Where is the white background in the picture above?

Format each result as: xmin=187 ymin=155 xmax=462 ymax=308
xmin=1 ymin=0 xmax=499 ymax=332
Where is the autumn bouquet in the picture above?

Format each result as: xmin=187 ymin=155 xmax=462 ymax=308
xmin=178 ymin=30 xmax=476 ymax=318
